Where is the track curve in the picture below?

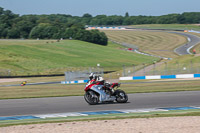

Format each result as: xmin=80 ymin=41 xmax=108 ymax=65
xmin=0 ymin=91 xmax=200 ymax=117
xmin=171 ymin=32 xmax=200 ymax=55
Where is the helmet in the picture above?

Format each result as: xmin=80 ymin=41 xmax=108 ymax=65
xmin=93 ymin=74 xmax=98 ymax=80
xmin=97 ymin=76 xmax=104 ymax=81
xmin=89 ymin=73 xmax=95 ymax=80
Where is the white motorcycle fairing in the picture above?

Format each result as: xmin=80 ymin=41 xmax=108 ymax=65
xmin=90 ymin=85 xmax=115 ymax=102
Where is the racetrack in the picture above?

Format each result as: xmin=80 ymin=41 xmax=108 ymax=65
xmin=1 ymin=30 xmax=200 ymax=118
xmin=0 ymin=91 xmax=200 ymax=117
xmin=172 ymin=32 xmax=200 ymax=55
xmin=104 ymin=29 xmax=200 ymax=59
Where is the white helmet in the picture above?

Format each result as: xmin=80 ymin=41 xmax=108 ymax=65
xmin=97 ymin=76 xmax=104 ymax=81
xmin=89 ymin=73 xmax=95 ymax=80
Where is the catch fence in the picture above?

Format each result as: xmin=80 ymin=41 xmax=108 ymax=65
xmin=122 ymin=61 xmax=200 ymax=77
xmin=1 ymin=61 xmax=200 ymax=80
xmin=64 ymin=67 xmax=104 ymax=82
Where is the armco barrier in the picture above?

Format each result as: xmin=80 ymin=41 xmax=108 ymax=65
xmin=87 ymin=26 xmax=125 ymax=30
xmin=61 ymin=74 xmax=200 ymax=84
xmin=119 ymin=73 xmax=200 ymax=80
xmin=61 ymin=80 xmax=88 ymax=84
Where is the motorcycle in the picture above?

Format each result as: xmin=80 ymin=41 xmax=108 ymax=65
xmin=84 ymin=80 xmax=128 ymax=105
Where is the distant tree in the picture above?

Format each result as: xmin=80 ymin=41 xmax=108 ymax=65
xmin=106 ymin=15 xmax=124 ymax=25
xmin=0 ymin=24 xmax=8 ymax=38
xmin=74 ymin=29 xmax=90 ymax=41
xmin=1 ymin=6 xmax=200 ymax=42
xmin=123 ymin=17 xmax=132 ymax=25
xmin=71 ymin=23 xmax=85 ymax=29
xmin=0 ymin=7 xmax=19 ymax=38
xmin=82 ymin=13 xmax=92 ymax=18
xmin=89 ymin=30 xmax=108 ymax=45
xmin=97 ymin=31 xmax=108 ymax=45
xmin=177 ymin=14 xmax=185 ymax=24
xmin=64 ymin=27 xmax=77 ymax=39
xmin=125 ymin=12 xmax=129 ymax=17
xmin=81 ymin=13 xmax=93 ymax=25
xmin=0 ymin=7 xmax=4 ymax=15
xmin=14 ymin=20 xmax=36 ymax=38
xmin=7 ymin=28 xmax=20 ymax=38
xmin=157 ymin=14 xmax=179 ymax=24
xmin=178 ymin=12 xmax=200 ymax=24
xmin=64 ymin=27 xmax=108 ymax=45
xmin=91 ymin=15 xmax=108 ymax=25
xmin=29 ymin=23 xmax=59 ymax=39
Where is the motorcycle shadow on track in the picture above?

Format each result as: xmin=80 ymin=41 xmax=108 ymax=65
xmin=84 ymin=98 xmax=130 ymax=106
xmin=95 ymin=101 xmax=131 ymax=105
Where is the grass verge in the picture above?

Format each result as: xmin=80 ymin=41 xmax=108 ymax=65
xmin=1 ymin=78 xmax=200 ymax=99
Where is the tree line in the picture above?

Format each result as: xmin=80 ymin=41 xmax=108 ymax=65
xmin=0 ymin=7 xmax=108 ymax=45
xmin=0 ymin=7 xmax=200 ymax=45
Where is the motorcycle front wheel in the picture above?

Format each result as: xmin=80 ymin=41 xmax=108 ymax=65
xmin=84 ymin=90 xmax=99 ymax=105
xmin=114 ymin=90 xmax=128 ymax=103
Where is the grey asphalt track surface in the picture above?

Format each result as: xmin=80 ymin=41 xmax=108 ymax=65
xmin=170 ymin=32 xmax=200 ymax=55
xmin=0 ymin=91 xmax=200 ymax=117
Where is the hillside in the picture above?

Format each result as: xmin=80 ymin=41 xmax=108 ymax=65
xmin=0 ymin=39 xmax=158 ymax=76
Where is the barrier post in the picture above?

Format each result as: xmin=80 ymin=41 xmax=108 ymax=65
xmin=133 ymin=64 xmax=135 ymax=76
xmin=143 ymin=63 xmax=146 ymax=76
xmin=164 ymin=62 xmax=168 ymax=75
xmin=122 ymin=65 xmax=126 ymax=76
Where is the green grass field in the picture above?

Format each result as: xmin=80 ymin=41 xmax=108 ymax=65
xmin=0 ymin=39 xmax=158 ymax=76
xmin=103 ymin=30 xmax=187 ymax=58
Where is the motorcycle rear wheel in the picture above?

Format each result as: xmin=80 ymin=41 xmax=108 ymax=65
xmin=84 ymin=90 xmax=99 ymax=105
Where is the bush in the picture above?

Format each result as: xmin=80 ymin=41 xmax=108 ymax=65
xmin=29 ymin=23 xmax=59 ymax=39
xmin=64 ymin=27 xmax=108 ymax=45
xmin=74 ymin=29 xmax=108 ymax=45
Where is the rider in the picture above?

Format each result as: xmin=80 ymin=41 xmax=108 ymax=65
xmin=87 ymin=73 xmax=102 ymax=85
xmin=87 ymin=73 xmax=114 ymax=95
xmin=21 ymin=81 xmax=27 ymax=86
xmin=87 ymin=73 xmax=97 ymax=86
